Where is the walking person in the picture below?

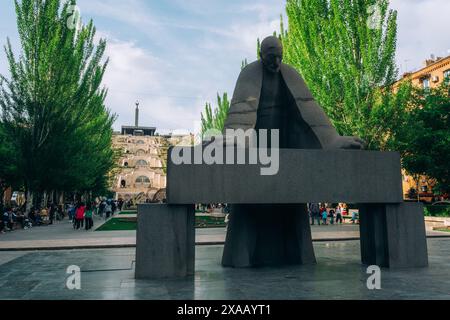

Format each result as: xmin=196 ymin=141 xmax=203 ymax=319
xmin=335 ymin=206 xmax=343 ymax=224
xmin=70 ymin=204 xmax=77 ymax=228
xmin=309 ymin=203 xmax=320 ymax=226
xmin=351 ymin=211 xmax=358 ymax=224
xmin=105 ymin=201 xmax=112 ymax=220
xmin=48 ymin=203 xmax=56 ymax=225
xmin=321 ymin=207 xmax=328 ymax=225
xmin=67 ymin=204 xmax=73 ymax=222
xmin=75 ymin=203 xmax=86 ymax=230
xmin=57 ymin=205 xmax=64 ymax=221
xmin=328 ymin=208 xmax=335 ymax=225
xmin=84 ymin=203 xmax=94 ymax=231
xmin=99 ymin=200 xmax=106 ymax=218
xmin=111 ymin=201 xmax=117 ymax=214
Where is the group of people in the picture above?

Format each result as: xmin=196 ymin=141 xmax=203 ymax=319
xmin=196 ymin=203 xmax=231 ymax=214
xmin=29 ymin=203 xmax=64 ymax=226
xmin=66 ymin=199 xmax=122 ymax=231
xmin=1 ymin=207 xmax=30 ymax=233
xmin=1 ymin=198 xmax=123 ymax=234
xmin=1 ymin=202 xmax=65 ymax=233
xmin=308 ymin=203 xmax=355 ymax=226
xmin=66 ymin=202 xmax=95 ymax=230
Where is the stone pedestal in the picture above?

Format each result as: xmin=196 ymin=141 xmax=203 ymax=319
xmin=167 ymin=148 xmax=403 ymax=204
xmin=135 ymin=204 xmax=195 ymax=279
xmin=222 ymin=204 xmax=316 ymax=268
xmin=359 ymin=202 xmax=428 ymax=268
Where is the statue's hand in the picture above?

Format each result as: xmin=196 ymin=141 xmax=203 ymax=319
xmin=330 ymin=136 xmax=366 ymax=150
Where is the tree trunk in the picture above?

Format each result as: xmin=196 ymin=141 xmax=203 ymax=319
xmin=0 ymin=187 xmax=4 ymax=208
xmin=416 ymin=177 xmax=421 ymax=203
xmin=59 ymin=191 xmax=64 ymax=205
xmin=26 ymin=189 xmax=33 ymax=214
xmin=42 ymin=191 xmax=47 ymax=208
xmin=0 ymin=187 xmax=5 ymax=214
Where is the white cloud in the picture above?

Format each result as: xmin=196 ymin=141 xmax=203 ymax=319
xmin=101 ymin=36 xmax=204 ymax=132
xmin=3 ymin=0 xmax=448 ymax=134
xmin=391 ymin=0 xmax=450 ymax=73
xmin=79 ymin=0 xmax=159 ymax=30
xmin=85 ymin=1 xmax=287 ymax=132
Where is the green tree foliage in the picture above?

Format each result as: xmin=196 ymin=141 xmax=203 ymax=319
xmin=0 ymin=122 xmax=19 ymax=185
xmin=201 ymin=92 xmax=230 ymax=135
xmin=0 ymin=122 xmax=20 ymax=206
xmin=241 ymin=59 xmax=248 ymax=70
xmin=281 ymin=0 xmax=404 ymax=149
xmin=0 ymin=0 xmax=117 ymax=202
xmin=389 ymin=82 xmax=450 ymax=194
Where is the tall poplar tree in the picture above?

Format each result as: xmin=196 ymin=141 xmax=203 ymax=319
xmin=389 ymin=82 xmax=450 ymax=194
xmin=0 ymin=0 xmax=116 ymax=206
xmin=282 ymin=0 xmax=405 ymax=149
xmin=201 ymin=92 xmax=230 ymax=135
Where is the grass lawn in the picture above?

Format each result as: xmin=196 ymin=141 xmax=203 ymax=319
xmin=196 ymin=215 xmax=226 ymax=228
xmin=96 ymin=218 xmax=137 ymax=231
xmin=96 ymin=215 xmax=226 ymax=231
xmin=425 ymin=205 xmax=450 ymax=218
xmin=435 ymin=228 xmax=450 ymax=233
xmin=118 ymin=210 xmax=137 ymax=215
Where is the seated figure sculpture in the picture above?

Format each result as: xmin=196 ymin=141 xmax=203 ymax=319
xmin=221 ymin=36 xmax=365 ymax=268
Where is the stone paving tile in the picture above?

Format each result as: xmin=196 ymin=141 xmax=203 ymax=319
xmin=77 ymin=290 xmax=121 ymax=300
xmin=0 ymin=290 xmax=29 ymax=300
xmin=0 ymin=239 xmax=449 ymax=300
xmin=120 ymin=279 xmax=169 ymax=289
xmin=23 ymin=288 xmax=121 ymax=300
xmin=167 ymin=291 xmax=196 ymax=300
xmin=2 ymin=225 xmax=448 ymax=251
xmin=119 ymin=287 xmax=170 ymax=300
xmin=193 ymin=289 xmax=248 ymax=300
xmin=1 ymin=279 xmax=40 ymax=290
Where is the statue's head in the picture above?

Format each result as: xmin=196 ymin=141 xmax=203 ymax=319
xmin=260 ymin=36 xmax=283 ymax=73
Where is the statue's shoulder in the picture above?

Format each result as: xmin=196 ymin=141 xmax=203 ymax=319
xmin=232 ymin=60 xmax=263 ymax=96
xmin=281 ymin=63 xmax=314 ymax=99
xmin=238 ymin=60 xmax=263 ymax=78
xmin=242 ymin=60 xmax=262 ymax=71
xmin=281 ymin=63 xmax=303 ymax=79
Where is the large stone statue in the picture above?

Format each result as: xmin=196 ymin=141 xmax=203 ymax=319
xmin=221 ymin=36 xmax=364 ymax=268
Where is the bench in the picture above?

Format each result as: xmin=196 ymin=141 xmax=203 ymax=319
xmin=135 ymin=147 xmax=428 ymax=279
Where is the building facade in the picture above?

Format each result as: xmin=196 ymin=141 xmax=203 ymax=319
xmin=395 ymin=55 xmax=450 ymax=202
xmin=112 ymin=133 xmax=167 ymax=203
xmin=110 ymin=103 xmax=192 ymax=203
xmin=395 ymin=55 xmax=450 ymax=91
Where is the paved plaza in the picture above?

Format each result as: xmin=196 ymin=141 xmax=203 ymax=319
xmin=1 ymin=216 xmax=449 ymax=300
xmin=0 ymin=238 xmax=449 ymax=300
xmin=1 ymin=215 xmax=448 ymax=251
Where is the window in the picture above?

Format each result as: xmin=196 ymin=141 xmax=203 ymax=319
xmin=121 ymin=180 xmax=126 ymax=188
xmin=136 ymin=149 xmax=146 ymax=156
xmin=124 ymin=162 xmax=129 ymax=167
xmin=136 ymin=176 xmax=151 ymax=184
xmin=444 ymin=70 xmax=450 ymax=80
xmin=136 ymin=160 xmax=148 ymax=166
xmin=422 ymin=78 xmax=430 ymax=89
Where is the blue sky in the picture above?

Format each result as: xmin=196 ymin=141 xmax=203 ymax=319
xmin=1 ymin=0 xmax=450 ymax=133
